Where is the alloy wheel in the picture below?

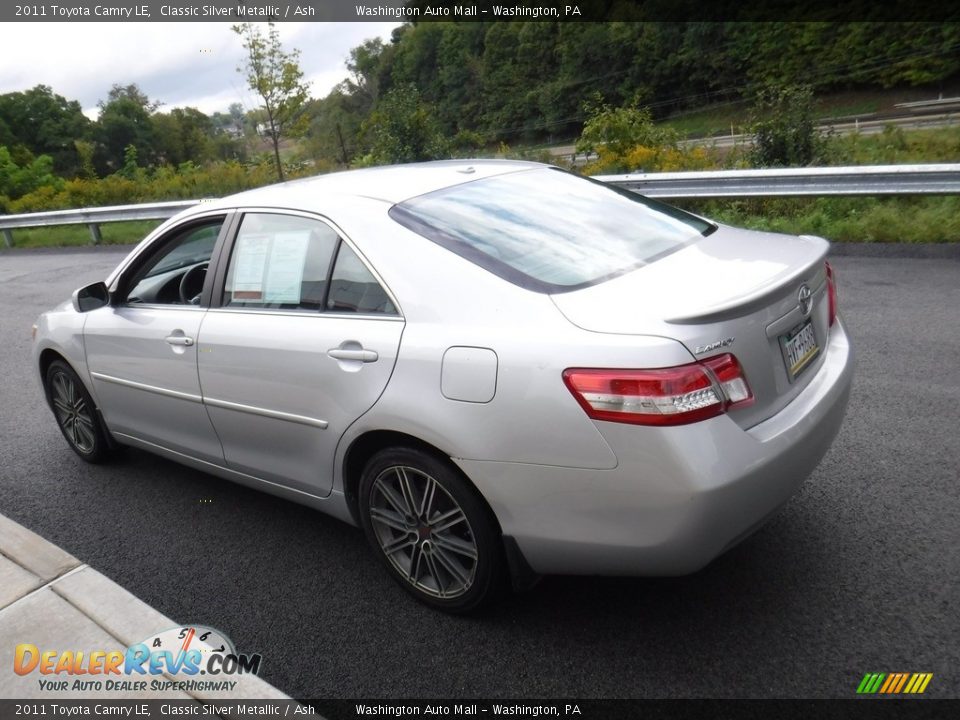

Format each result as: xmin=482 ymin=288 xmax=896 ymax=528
xmin=368 ymin=465 xmax=479 ymax=599
xmin=50 ymin=370 xmax=97 ymax=454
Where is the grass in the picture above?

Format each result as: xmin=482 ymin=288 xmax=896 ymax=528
xmin=2 ymin=220 xmax=162 ymax=250
xmin=660 ymin=101 xmax=752 ymax=138
xmin=676 ymin=196 xmax=960 ymax=243
xmin=825 ymin=124 xmax=960 ymax=165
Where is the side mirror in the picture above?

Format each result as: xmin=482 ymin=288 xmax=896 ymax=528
xmin=72 ymin=282 xmax=110 ymax=313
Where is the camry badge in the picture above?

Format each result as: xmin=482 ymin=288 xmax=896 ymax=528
xmin=798 ymin=283 xmax=813 ymax=317
xmin=695 ymin=337 xmax=735 ymax=354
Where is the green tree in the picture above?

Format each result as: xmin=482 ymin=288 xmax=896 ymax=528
xmin=0 ymin=145 xmax=62 ymax=201
xmin=74 ymin=140 xmax=97 ymax=179
xmin=345 ymin=37 xmax=389 ymax=113
xmin=152 ymin=107 xmax=217 ymax=166
xmin=360 ymin=84 xmax=448 ymax=165
xmin=119 ymin=143 xmax=142 ymax=180
xmin=479 ymin=24 xmax=529 ymax=137
xmin=105 ymin=83 xmax=161 ymax=112
xmin=233 ymin=21 xmax=311 ymax=181
xmin=0 ymin=85 xmax=92 ymax=177
xmin=304 ymin=36 xmax=395 ymax=165
xmin=749 ymin=84 xmax=823 ymax=167
xmin=576 ymin=95 xmax=678 ymax=158
xmin=95 ymin=84 xmax=157 ymax=174
xmin=434 ymin=24 xmax=485 ymax=133
xmin=323 ymin=20 xmax=960 ymax=155
xmin=305 ymin=88 xmax=358 ymax=165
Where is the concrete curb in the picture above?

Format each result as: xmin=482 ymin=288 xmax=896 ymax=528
xmin=0 ymin=514 xmax=290 ymax=703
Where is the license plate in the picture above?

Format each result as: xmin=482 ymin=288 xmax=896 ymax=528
xmin=780 ymin=319 xmax=820 ymax=381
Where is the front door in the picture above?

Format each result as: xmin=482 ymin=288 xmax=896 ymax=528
xmin=84 ymin=217 xmax=227 ymax=464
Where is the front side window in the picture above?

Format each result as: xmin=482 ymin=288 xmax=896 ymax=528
xmin=390 ymin=167 xmax=714 ymax=293
xmin=124 ymin=219 xmax=224 ymax=305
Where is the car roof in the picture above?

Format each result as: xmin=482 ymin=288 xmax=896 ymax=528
xmin=198 ymin=159 xmax=547 ymax=213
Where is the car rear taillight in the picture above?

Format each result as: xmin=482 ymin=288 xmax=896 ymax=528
xmin=563 ymin=354 xmax=754 ymax=427
xmin=826 ymin=261 xmax=838 ymax=327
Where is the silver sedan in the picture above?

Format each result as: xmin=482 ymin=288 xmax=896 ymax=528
xmin=33 ymin=161 xmax=853 ymax=612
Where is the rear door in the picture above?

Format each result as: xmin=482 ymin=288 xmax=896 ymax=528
xmin=196 ymin=210 xmax=403 ymax=496
xmin=84 ymin=215 xmax=229 ymax=463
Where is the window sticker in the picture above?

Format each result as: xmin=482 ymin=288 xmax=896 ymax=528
xmin=232 ymin=234 xmax=269 ymax=300
xmin=263 ymin=231 xmax=310 ymax=304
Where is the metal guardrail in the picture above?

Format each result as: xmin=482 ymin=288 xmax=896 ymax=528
xmin=895 ymin=97 xmax=960 ymax=111
xmin=2 ymin=164 xmax=960 ymax=247
xmin=595 ymin=164 xmax=960 ymax=199
xmin=0 ymin=200 xmax=201 ymax=248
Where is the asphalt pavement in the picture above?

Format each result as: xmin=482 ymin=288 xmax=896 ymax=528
xmin=0 ymin=245 xmax=957 ymax=699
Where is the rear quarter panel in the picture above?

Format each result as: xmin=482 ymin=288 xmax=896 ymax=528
xmin=330 ymin=208 xmax=698 ymax=481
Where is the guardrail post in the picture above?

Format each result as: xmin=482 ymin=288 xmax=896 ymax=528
xmin=88 ymin=223 xmax=102 ymax=245
xmin=2 ymin=229 xmax=13 ymax=248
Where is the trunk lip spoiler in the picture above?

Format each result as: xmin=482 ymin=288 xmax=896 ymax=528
xmin=664 ymin=257 xmax=828 ymax=325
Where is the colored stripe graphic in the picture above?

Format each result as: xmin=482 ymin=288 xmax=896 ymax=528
xmin=894 ymin=673 xmax=910 ymax=693
xmin=879 ymin=674 xmax=896 ymax=693
xmin=856 ymin=673 xmax=886 ymax=694
xmin=881 ymin=673 xmax=904 ymax=693
xmin=857 ymin=672 xmax=933 ymax=694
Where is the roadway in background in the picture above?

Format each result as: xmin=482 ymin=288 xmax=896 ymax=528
xmin=549 ymin=111 xmax=960 ymax=161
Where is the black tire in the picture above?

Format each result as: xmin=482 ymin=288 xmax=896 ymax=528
xmin=359 ymin=446 xmax=506 ymax=613
xmin=44 ymin=360 xmax=111 ymax=463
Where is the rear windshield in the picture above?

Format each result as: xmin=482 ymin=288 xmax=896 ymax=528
xmin=389 ymin=167 xmax=714 ymax=293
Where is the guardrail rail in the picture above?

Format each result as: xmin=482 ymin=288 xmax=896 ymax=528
xmin=594 ymin=164 xmax=960 ymax=199
xmin=0 ymin=200 xmax=201 ymax=248
xmin=2 ymin=164 xmax=960 ymax=247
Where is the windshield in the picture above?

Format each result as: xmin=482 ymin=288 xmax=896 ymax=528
xmin=148 ymin=225 xmax=220 ymax=277
xmin=389 ymin=167 xmax=714 ymax=293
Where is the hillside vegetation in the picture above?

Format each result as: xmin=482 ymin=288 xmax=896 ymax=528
xmin=2 ymin=21 xmax=959 ymax=246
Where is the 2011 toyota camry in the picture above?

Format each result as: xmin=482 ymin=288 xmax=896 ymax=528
xmin=33 ymin=160 xmax=853 ymax=612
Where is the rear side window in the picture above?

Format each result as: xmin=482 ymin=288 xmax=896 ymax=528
xmin=224 ymin=213 xmax=338 ymax=311
xmin=222 ymin=212 xmax=397 ymax=315
xmin=327 ymin=244 xmax=397 ymax=315
xmin=390 ymin=167 xmax=714 ymax=293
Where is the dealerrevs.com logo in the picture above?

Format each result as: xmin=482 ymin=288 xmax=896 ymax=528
xmin=13 ymin=625 xmax=262 ymax=693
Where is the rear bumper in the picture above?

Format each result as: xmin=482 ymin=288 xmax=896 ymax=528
xmin=456 ymin=320 xmax=854 ymax=576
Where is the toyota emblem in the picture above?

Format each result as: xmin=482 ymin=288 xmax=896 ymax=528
xmin=798 ymin=283 xmax=813 ymax=317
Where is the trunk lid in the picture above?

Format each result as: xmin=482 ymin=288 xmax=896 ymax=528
xmin=550 ymin=225 xmax=832 ymax=428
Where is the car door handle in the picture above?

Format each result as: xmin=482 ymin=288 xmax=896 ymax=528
xmin=327 ymin=347 xmax=378 ymax=362
xmin=165 ymin=334 xmax=195 ymax=347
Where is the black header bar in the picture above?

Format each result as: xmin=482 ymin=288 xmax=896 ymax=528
xmin=4 ymin=0 xmax=960 ymax=23
xmin=0 ymin=699 xmax=955 ymax=720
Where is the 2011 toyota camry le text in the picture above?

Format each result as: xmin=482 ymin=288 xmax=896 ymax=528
xmin=33 ymin=160 xmax=853 ymax=612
